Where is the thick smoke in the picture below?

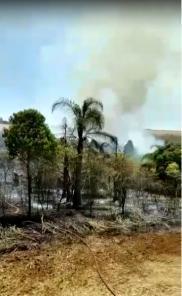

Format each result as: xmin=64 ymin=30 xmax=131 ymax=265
xmin=67 ymin=7 xmax=180 ymax=154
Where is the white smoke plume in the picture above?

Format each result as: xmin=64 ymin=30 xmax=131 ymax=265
xmin=65 ymin=6 xmax=180 ymax=154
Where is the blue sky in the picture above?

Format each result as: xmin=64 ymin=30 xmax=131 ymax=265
xmin=0 ymin=6 xmax=81 ymax=131
xmin=0 ymin=4 xmax=181 ymax=140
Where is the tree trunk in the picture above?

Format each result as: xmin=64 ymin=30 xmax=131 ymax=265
xmin=121 ymin=199 xmax=125 ymax=216
xmin=62 ymin=153 xmax=71 ymax=202
xmin=119 ymin=187 xmax=127 ymax=217
xmin=113 ymin=149 xmax=118 ymax=202
xmin=113 ymin=179 xmax=119 ymax=202
xmin=73 ymin=154 xmax=82 ymax=209
xmin=73 ymin=137 xmax=83 ymax=209
xmin=26 ymin=161 xmax=32 ymax=217
xmin=2 ymin=171 xmax=7 ymax=217
xmin=62 ymin=127 xmax=71 ymax=203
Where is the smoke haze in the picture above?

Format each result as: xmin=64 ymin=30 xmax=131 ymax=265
xmin=0 ymin=3 xmax=180 ymax=154
xmin=66 ymin=5 xmax=180 ymax=153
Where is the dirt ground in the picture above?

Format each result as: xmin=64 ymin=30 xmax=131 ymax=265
xmin=0 ymin=231 xmax=181 ymax=296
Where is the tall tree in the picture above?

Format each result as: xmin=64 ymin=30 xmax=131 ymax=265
xmin=52 ymin=97 xmax=117 ymax=209
xmin=3 ymin=109 xmax=57 ymax=216
xmin=111 ymin=154 xmax=134 ymax=216
xmin=58 ymin=118 xmax=72 ymax=205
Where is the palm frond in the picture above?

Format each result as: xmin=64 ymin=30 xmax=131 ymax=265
xmin=52 ymin=98 xmax=72 ymax=112
xmin=89 ymin=139 xmax=101 ymax=151
xmin=52 ymin=98 xmax=81 ymax=118
xmin=89 ymin=139 xmax=109 ymax=153
xmin=88 ymin=130 xmax=118 ymax=146
xmin=99 ymin=142 xmax=111 ymax=154
xmin=84 ymin=108 xmax=104 ymax=131
xmin=82 ymin=97 xmax=103 ymax=116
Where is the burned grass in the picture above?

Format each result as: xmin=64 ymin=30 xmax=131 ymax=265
xmin=0 ymin=230 xmax=180 ymax=296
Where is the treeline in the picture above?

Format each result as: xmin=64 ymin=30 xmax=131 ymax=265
xmin=0 ymin=98 xmax=181 ymax=217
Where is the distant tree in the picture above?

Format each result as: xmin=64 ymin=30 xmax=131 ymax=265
xmin=123 ymin=140 xmax=136 ymax=156
xmin=82 ymin=150 xmax=109 ymax=216
xmin=111 ymin=154 xmax=134 ymax=216
xmin=3 ymin=109 xmax=57 ymax=216
xmin=32 ymin=152 xmax=62 ymax=211
xmin=165 ymin=162 xmax=181 ymax=196
xmin=143 ymin=143 xmax=181 ymax=180
xmin=0 ymin=151 xmax=15 ymax=216
xmin=52 ymin=97 xmax=117 ymax=209
xmin=0 ymin=151 xmax=14 ymax=185
xmin=57 ymin=118 xmax=76 ymax=205
xmin=143 ymin=143 xmax=181 ymax=196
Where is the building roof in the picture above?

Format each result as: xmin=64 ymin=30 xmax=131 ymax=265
xmin=145 ymin=129 xmax=181 ymax=144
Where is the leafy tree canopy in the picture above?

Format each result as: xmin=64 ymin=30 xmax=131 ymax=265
xmin=143 ymin=143 xmax=181 ymax=180
xmin=166 ymin=162 xmax=180 ymax=179
xmin=3 ymin=109 xmax=57 ymax=162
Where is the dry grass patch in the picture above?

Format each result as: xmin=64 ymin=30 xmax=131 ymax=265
xmin=0 ymin=231 xmax=180 ymax=296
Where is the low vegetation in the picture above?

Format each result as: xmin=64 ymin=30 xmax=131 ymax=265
xmin=0 ymin=98 xmax=181 ymax=296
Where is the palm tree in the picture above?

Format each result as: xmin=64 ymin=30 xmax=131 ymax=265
xmin=59 ymin=118 xmax=71 ymax=205
xmin=52 ymin=97 xmax=117 ymax=209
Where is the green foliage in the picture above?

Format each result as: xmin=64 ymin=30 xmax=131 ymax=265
xmin=52 ymin=97 xmax=118 ymax=208
xmin=143 ymin=143 xmax=181 ymax=180
xmin=32 ymin=157 xmax=60 ymax=193
xmin=166 ymin=162 xmax=180 ymax=178
xmin=3 ymin=109 xmax=57 ymax=163
xmin=58 ymin=142 xmax=77 ymax=161
xmin=2 ymin=109 xmax=58 ymax=216
xmin=111 ymin=153 xmax=134 ymax=185
xmin=82 ymin=152 xmax=108 ymax=198
xmin=142 ymin=143 xmax=181 ymax=196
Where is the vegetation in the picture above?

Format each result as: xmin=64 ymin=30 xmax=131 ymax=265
xmin=143 ymin=143 xmax=181 ymax=196
xmin=111 ymin=154 xmax=134 ymax=215
xmin=0 ymin=101 xmax=180 ymax=296
xmin=3 ymin=109 xmax=57 ymax=216
xmin=0 ymin=102 xmax=180 ymax=223
xmin=52 ymin=97 xmax=117 ymax=209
